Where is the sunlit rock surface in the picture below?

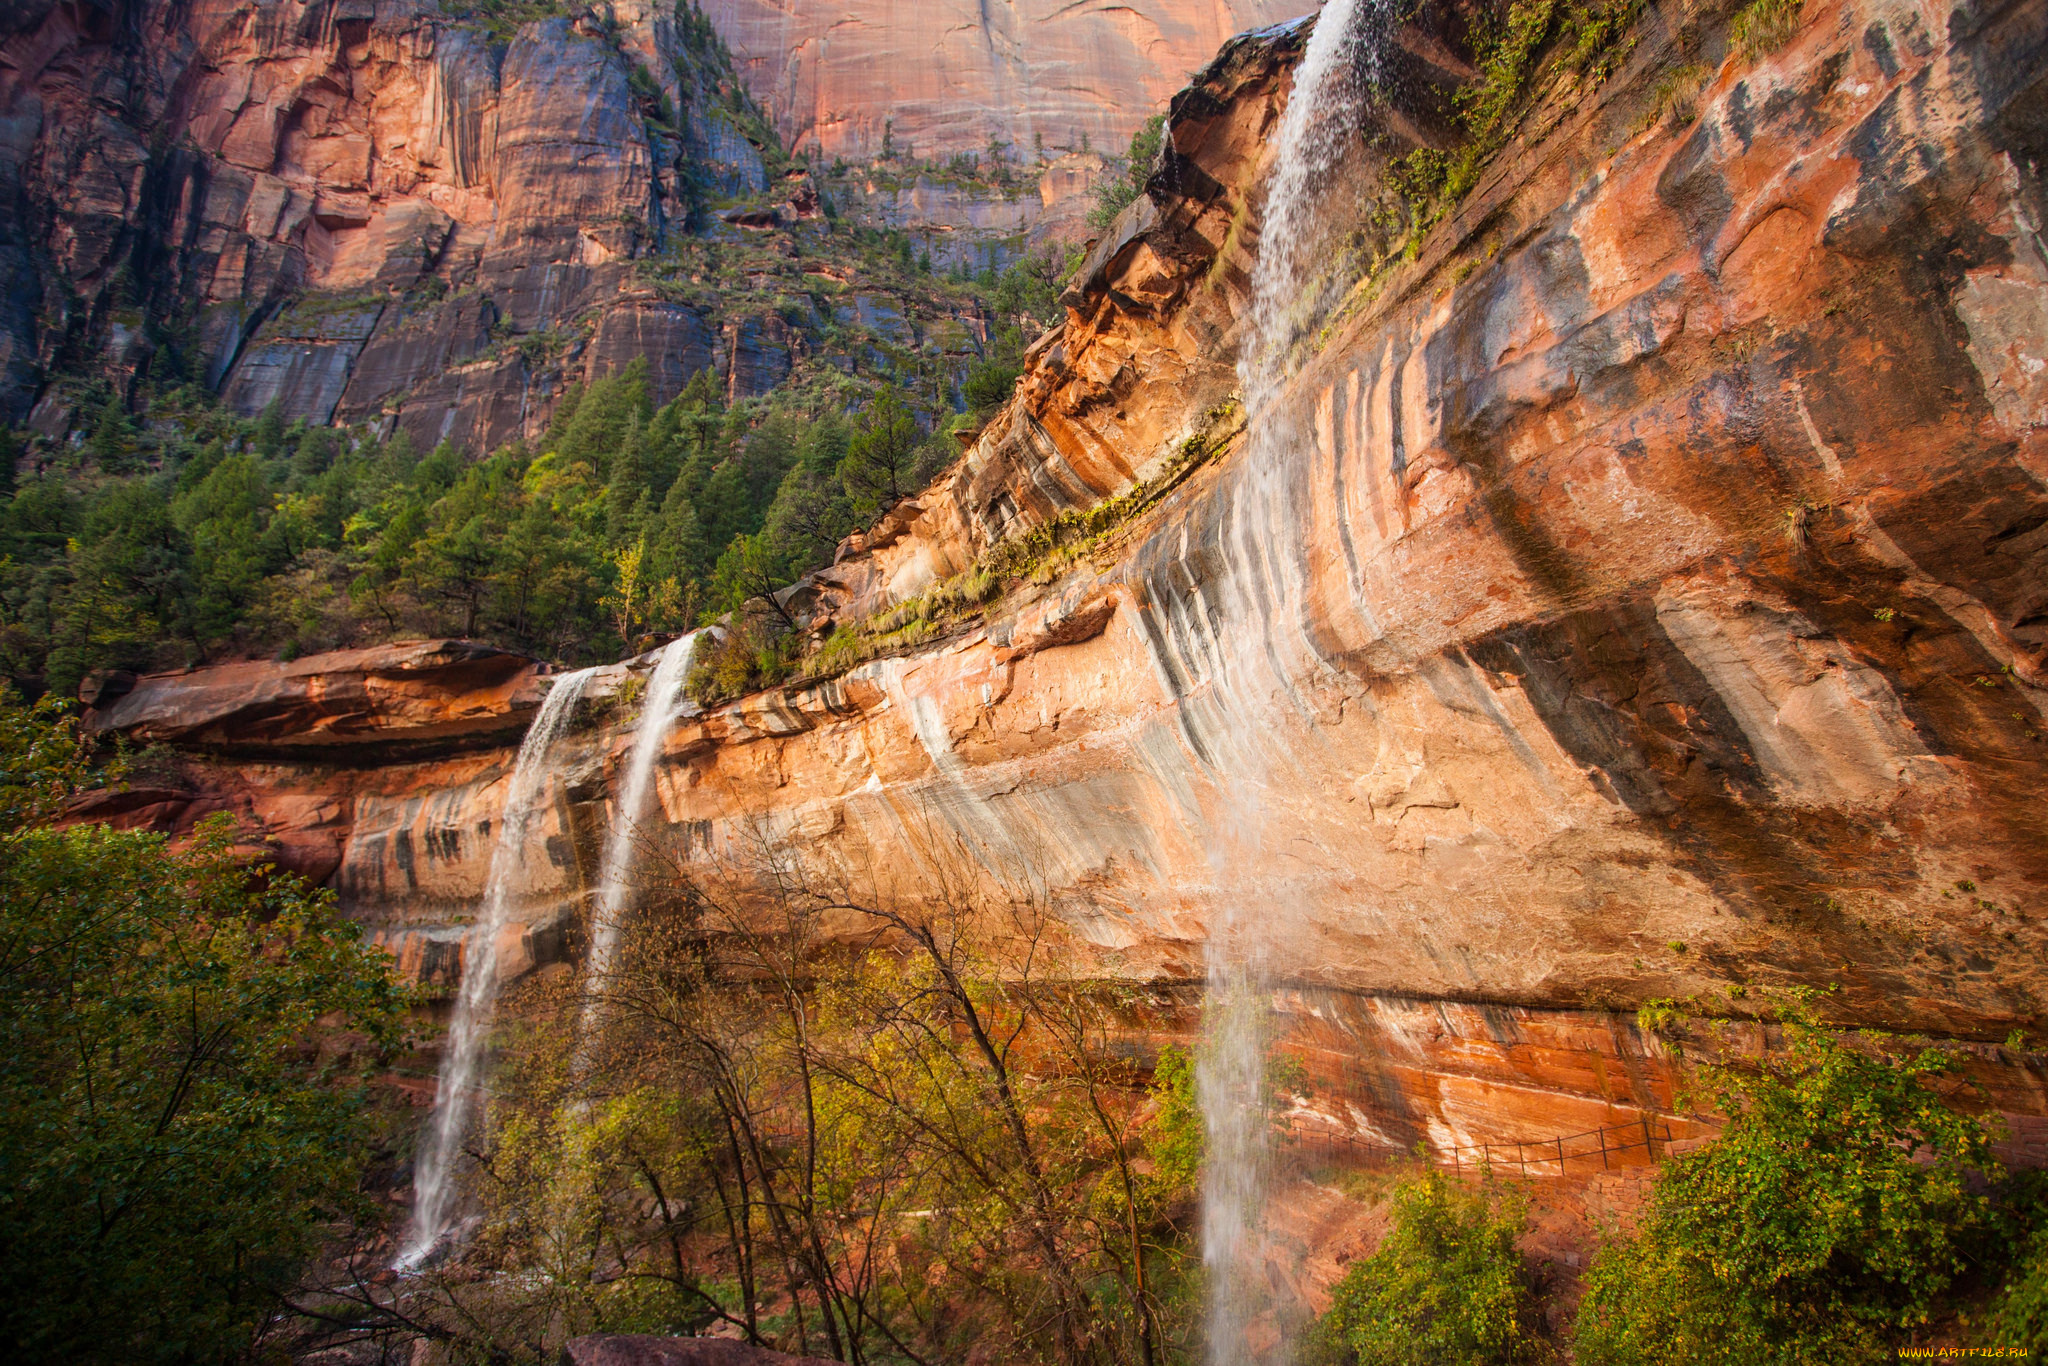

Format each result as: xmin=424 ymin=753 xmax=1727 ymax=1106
xmin=88 ymin=0 xmax=2048 ymax=1153
xmin=0 ymin=0 xmax=757 ymax=444
xmin=696 ymin=0 xmax=1309 ymax=159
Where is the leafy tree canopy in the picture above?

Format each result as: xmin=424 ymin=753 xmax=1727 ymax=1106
xmin=0 ymin=695 xmax=411 ymax=1364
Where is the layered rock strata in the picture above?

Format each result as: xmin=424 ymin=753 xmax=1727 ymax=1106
xmin=90 ymin=0 xmax=2048 ymax=1152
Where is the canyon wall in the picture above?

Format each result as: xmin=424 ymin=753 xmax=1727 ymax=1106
xmin=696 ymin=0 xmax=1309 ymax=160
xmin=0 ymin=0 xmax=1041 ymax=446
xmin=88 ymin=0 xmax=2048 ymax=1155
xmin=0 ymin=0 xmax=780 ymax=441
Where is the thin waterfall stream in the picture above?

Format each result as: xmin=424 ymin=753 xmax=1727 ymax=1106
xmin=1202 ymin=1 xmax=1392 ymax=1361
xmin=400 ymin=666 xmax=596 ymax=1270
xmin=575 ymin=630 xmax=703 ymax=1059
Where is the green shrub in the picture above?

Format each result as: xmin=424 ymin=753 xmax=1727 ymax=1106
xmin=1989 ymin=1218 xmax=2048 ymax=1353
xmin=1087 ymin=114 xmax=1166 ymax=232
xmin=1305 ymin=1166 xmax=1540 ymax=1365
xmin=1391 ymin=0 xmax=1643 ymax=243
xmin=1572 ymin=1004 xmax=2002 ymax=1366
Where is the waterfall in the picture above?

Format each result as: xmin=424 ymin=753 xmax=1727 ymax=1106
xmin=1201 ymin=1 xmax=1393 ymax=1361
xmin=400 ymin=666 xmax=596 ymax=1270
xmin=575 ymin=630 xmax=702 ymax=1051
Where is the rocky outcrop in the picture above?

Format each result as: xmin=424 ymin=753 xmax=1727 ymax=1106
xmin=82 ymin=639 xmax=545 ymax=754
xmin=698 ymin=0 xmax=1308 ymax=160
xmin=84 ymin=0 xmax=2048 ymax=1158
xmin=702 ymin=0 xmax=2048 ymax=1048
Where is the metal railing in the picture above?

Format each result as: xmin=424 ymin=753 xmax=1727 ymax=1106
xmin=1277 ymin=1112 xmax=1711 ymax=1179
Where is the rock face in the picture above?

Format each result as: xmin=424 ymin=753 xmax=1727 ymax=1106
xmin=0 ymin=0 xmax=769 ymax=439
xmin=0 ymin=0 xmax=1252 ymax=436
xmin=87 ymin=0 xmax=2048 ymax=1155
xmin=83 ymin=639 xmax=545 ymax=754
xmin=698 ymin=0 xmax=1309 ymax=159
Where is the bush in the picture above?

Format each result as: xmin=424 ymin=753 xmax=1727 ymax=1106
xmin=1572 ymin=1003 xmax=2003 ymax=1366
xmin=0 ymin=695 xmax=410 ymax=1363
xmin=1087 ymin=114 xmax=1166 ymax=232
xmin=1306 ymin=1166 xmax=1540 ymax=1365
xmin=1989 ymin=1212 xmax=2048 ymax=1354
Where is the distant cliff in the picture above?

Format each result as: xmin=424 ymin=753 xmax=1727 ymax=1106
xmin=0 ymin=0 xmax=1088 ymax=448
xmin=698 ymin=0 xmax=1310 ymax=160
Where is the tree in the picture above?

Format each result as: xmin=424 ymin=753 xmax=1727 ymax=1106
xmin=603 ymin=535 xmax=683 ymax=648
xmin=0 ymin=695 xmax=411 ymax=1364
xmin=1573 ymin=999 xmax=2005 ymax=1366
xmin=45 ymin=482 xmax=194 ymax=694
xmin=1308 ymin=1168 xmax=1539 ymax=1366
xmin=406 ymin=455 xmax=520 ymax=637
xmin=173 ymin=453 xmax=274 ymax=643
xmin=964 ymin=360 xmax=1022 ymax=413
xmin=709 ymin=530 xmax=798 ymax=629
xmin=838 ymin=388 xmax=921 ymax=518
xmin=1087 ymin=114 xmax=1166 ymax=231
xmin=87 ymin=394 xmax=137 ymax=473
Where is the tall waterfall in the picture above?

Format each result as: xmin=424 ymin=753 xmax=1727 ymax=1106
xmin=1202 ymin=1 xmax=1392 ymax=1361
xmin=576 ymin=630 xmax=702 ymax=1051
xmin=400 ymin=666 xmax=596 ymax=1270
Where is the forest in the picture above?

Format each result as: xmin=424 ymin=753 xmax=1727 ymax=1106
xmin=0 ymin=342 xmax=1044 ymax=701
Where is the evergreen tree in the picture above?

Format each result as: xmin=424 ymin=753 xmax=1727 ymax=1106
xmin=839 ymin=387 xmax=922 ymax=517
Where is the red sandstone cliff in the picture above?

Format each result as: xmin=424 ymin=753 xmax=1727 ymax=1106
xmin=83 ymin=0 xmax=2048 ymax=1164
xmin=697 ymin=0 xmax=1310 ymax=160
xmin=0 ymin=0 xmax=876 ymax=442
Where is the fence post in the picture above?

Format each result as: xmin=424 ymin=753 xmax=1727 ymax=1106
xmin=1557 ymin=1135 xmax=1566 ymax=1177
xmin=1642 ymin=1114 xmax=1656 ymax=1161
xmin=1599 ymin=1123 xmax=1609 ymax=1171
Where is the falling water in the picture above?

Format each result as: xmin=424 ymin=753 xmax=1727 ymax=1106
xmin=1201 ymin=1 xmax=1393 ymax=1361
xmin=400 ymin=666 xmax=596 ymax=1270
xmin=575 ymin=630 xmax=702 ymax=1051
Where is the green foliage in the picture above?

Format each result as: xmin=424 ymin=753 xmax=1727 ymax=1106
xmin=837 ymin=385 xmax=922 ymax=518
xmin=1390 ymin=0 xmax=1643 ymax=245
xmin=1145 ymin=1044 xmax=1204 ymax=1205
xmin=1306 ymin=1167 xmax=1539 ymax=1366
xmin=0 ymin=695 xmax=411 ymax=1364
xmin=435 ymin=0 xmax=570 ymax=43
xmin=1573 ymin=1004 xmax=2004 ymax=1365
xmin=986 ymin=246 xmax=1073 ymax=333
xmin=0 ymin=342 xmax=978 ymax=693
xmin=1088 ymin=114 xmax=1167 ymax=232
xmin=964 ymin=359 xmax=1023 ymax=412
xmin=1989 ymin=1216 xmax=2048 ymax=1353
xmin=1730 ymin=0 xmax=1805 ymax=61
